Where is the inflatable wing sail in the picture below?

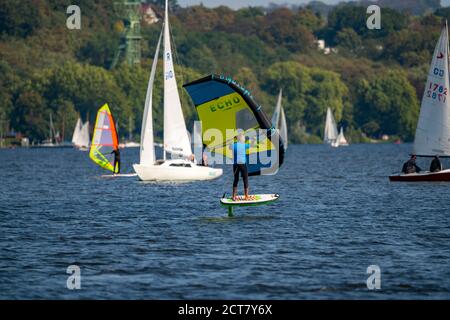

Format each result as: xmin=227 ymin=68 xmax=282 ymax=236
xmin=183 ymin=75 xmax=285 ymax=175
xmin=90 ymin=103 xmax=119 ymax=173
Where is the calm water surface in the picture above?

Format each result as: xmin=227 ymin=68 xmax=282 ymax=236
xmin=1 ymin=143 xmax=450 ymax=299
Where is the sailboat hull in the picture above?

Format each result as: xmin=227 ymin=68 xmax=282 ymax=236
xmin=389 ymin=169 xmax=450 ymax=182
xmin=133 ymin=160 xmax=223 ymax=181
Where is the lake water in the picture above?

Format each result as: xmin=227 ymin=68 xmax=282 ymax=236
xmin=1 ymin=143 xmax=450 ymax=299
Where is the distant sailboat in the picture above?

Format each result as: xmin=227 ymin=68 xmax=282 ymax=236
xmin=72 ymin=118 xmax=82 ymax=147
xmin=72 ymin=117 xmax=90 ymax=151
xmin=337 ymin=127 xmax=349 ymax=147
xmin=132 ymin=0 xmax=222 ymax=181
xmin=390 ymin=21 xmax=450 ymax=181
xmin=324 ymin=107 xmax=339 ymax=147
xmin=271 ymin=89 xmax=288 ymax=151
xmin=90 ymin=104 xmax=119 ymax=173
xmin=40 ymin=113 xmax=60 ymax=147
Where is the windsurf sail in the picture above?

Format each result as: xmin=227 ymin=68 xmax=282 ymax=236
xmin=413 ymin=21 xmax=450 ymax=156
xmin=183 ymin=74 xmax=285 ymax=176
xmin=89 ymin=104 xmax=119 ymax=172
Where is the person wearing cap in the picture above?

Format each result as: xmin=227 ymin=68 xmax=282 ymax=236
xmin=402 ymin=154 xmax=422 ymax=174
xmin=430 ymin=155 xmax=443 ymax=172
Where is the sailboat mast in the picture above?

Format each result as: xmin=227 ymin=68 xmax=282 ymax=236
xmin=129 ymin=115 xmax=132 ymax=141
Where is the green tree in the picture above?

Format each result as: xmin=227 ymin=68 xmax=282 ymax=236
xmin=354 ymin=71 xmax=419 ymax=140
xmin=264 ymin=61 xmax=349 ymax=140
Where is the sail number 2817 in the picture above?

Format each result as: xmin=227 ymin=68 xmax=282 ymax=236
xmin=427 ymin=82 xmax=448 ymax=102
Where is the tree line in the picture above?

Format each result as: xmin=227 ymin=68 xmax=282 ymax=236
xmin=0 ymin=0 xmax=447 ymax=144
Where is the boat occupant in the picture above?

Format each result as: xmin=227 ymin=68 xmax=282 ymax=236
xmin=430 ymin=155 xmax=443 ymax=172
xmin=201 ymin=152 xmax=208 ymax=166
xmin=402 ymin=154 xmax=421 ymax=174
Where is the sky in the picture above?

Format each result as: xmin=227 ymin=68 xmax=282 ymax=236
xmin=178 ymin=0 xmax=450 ymax=9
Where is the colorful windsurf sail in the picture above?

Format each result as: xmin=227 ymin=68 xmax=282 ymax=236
xmin=183 ymin=74 xmax=285 ymax=176
xmin=90 ymin=103 xmax=119 ymax=173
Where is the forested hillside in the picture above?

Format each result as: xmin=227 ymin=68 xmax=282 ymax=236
xmin=1 ymin=0 xmax=450 ymax=144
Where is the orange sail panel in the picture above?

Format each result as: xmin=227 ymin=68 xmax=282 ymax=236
xmin=89 ymin=104 xmax=119 ymax=172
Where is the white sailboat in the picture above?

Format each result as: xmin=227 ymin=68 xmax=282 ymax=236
xmin=72 ymin=118 xmax=82 ymax=147
xmin=324 ymin=107 xmax=339 ymax=147
xmin=337 ymin=127 xmax=349 ymax=146
xmin=133 ymin=0 xmax=222 ymax=181
xmin=78 ymin=121 xmax=90 ymax=151
xmin=271 ymin=89 xmax=288 ymax=150
xmin=72 ymin=118 xmax=90 ymax=151
xmin=390 ymin=21 xmax=450 ymax=181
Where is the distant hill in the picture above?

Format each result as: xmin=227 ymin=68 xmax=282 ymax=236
xmin=305 ymin=0 xmax=441 ymax=16
xmin=358 ymin=0 xmax=441 ymax=15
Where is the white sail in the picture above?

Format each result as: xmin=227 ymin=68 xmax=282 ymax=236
xmin=271 ymin=90 xmax=282 ymax=128
xmin=414 ymin=22 xmax=450 ymax=156
xmin=72 ymin=118 xmax=82 ymax=145
xmin=163 ymin=0 xmax=192 ymax=158
xmin=271 ymin=89 xmax=288 ymax=150
xmin=139 ymin=28 xmax=163 ymax=166
xmin=324 ymin=107 xmax=338 ymax=144
xmin=79 ymin=121 xmax=90 ymax=148
xmin=337 ymin=127 xmax=349 ymax=146
xmin=193 ymin=121 xmax=203 ymax=162
xmin=280 ymin=102 xmax=288 ymax=150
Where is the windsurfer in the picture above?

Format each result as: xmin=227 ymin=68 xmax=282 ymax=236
xmin=430 ymin=155 xmax=443 ymax=172
xmin=402 ymin=154 xmax=421 ymax=174
xmin=229 ymin=131 xmax=251 ymax=201
xmin=111 ymin=148 xmax=121 ymax=174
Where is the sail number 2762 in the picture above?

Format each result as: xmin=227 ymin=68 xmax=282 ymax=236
xmin=427 ymin=82 xmax=448 ymax=102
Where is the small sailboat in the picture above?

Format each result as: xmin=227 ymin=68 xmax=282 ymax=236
xmin=390 ymin=21 xmax=450 ymax=181
xmin=324 ymin=107 xmax=339 ymax=147
xmin=337 ymin=127 xmax=349 ymax=147
xmin=89 ymin=104 xmax=119 ymax=173
xmin=40 ymin=113 xmax=60 ymax=147
xmin=133 ymin=0 xmax=222 ymax=181
xmin=79 ymin=121 xmax=90 ymax=151
xmin=72 ymin=117 xmax=90 ymax=151
xmin=271 ymin=89 xmax=288 ymax=151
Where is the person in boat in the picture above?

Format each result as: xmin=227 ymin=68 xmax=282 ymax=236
xmin=111 ymin=148 xmax=121 ymax=174
xmin=229 ymin=131 xmax=252 ymax=201
xmin=189 ymin=154 xmax=195 ymax=163
xmin=201 ymin=152 xmax=208 ymax=167
xmin=402 ymin=154 xmax=421 ymax=174
xmin=430 ymin=155 xmax=443 ymax=173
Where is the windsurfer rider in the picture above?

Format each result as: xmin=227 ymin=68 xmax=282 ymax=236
xmin=111 ymin=148 xmax=121 ymax=174
xmin=402 ymin=154 xmax=421 ymax=174
xmin=229 ymin=131 xmax=252 ymax=201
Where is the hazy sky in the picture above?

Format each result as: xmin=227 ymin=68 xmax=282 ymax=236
xmin=178 ymin=0 xmax=450 ymax=9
